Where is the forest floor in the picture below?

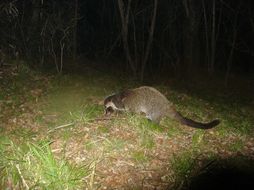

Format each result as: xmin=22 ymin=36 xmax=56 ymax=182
xmin=1 ymin=63 xmax=254 ymax=189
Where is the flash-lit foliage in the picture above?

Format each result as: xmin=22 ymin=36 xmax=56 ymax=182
xmin=0 ymin=139 xmax=88 ymax=189
xmin=0 ymin=0 xmax=254 ymax=189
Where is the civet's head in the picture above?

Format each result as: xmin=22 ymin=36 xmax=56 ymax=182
xmin=104 ymin=94 xmax=117 ymax=115
xmin=104 ymin=93 xmax=126 ymax=115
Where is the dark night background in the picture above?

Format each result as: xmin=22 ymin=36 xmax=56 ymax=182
xmin=0 ymin=0 xmax=254 ymax=81
xmin=0 ymin=0 xmax=254 ymax=189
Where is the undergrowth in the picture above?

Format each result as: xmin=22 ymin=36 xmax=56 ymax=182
xmin=0 ymin=62 xmax=253 ymax=189
xmin=0 ymin=137 xmax=88 ymax=189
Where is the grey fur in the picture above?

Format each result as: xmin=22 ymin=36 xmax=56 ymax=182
xmin=104 ymin=86 xmax=220 ymax=129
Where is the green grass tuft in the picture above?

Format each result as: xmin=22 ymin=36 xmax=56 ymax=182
xmin=132 ymin=151 xmax=149 ymax=163
xmin=171 ymin=151 xmax=195 ymax=180
xmin=192 ymin=130 xmax=205 ymax=148
xmin=228 ymin=140 xmax=244 ymax=152
xmin=0 ymin=139 xmax=88 ymax=189
xmin=103 ymin=138 xmax=126 ymax=152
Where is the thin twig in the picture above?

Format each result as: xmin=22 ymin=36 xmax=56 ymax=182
xmin=89 ymin=161 xmax=97 ymax=190
xmin=16 ymin=164 xmax=29 ymax=190
xmin=47 ymin=122 xmax=75 ymax=133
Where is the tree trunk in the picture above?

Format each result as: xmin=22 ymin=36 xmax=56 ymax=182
xmin=73 ymin=0 xmax=78 ymax=63
xmin=225 ymin=13 xmax=238 ymax=86
xmin=117 ymin=0 xmax=136 ymax=76
xmin=202 ymin=0 xmax=210 ymax=71
xmin=182 ymin=0 xmax=201 ymax=76
xmin=210 ymin=0 xmax=216 ymax=74
xmin=140 ymin=0 xmax=158 ymax=81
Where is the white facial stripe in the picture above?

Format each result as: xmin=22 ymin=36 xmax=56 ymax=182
xmin=105 ymin=101 xmax=125 ymax=111
xmin=105 ymin=101 xmax=118 ymax=110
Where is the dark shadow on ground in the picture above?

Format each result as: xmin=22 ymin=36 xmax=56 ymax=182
xmin=184 ymin=157 xmax=254 ymax=190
